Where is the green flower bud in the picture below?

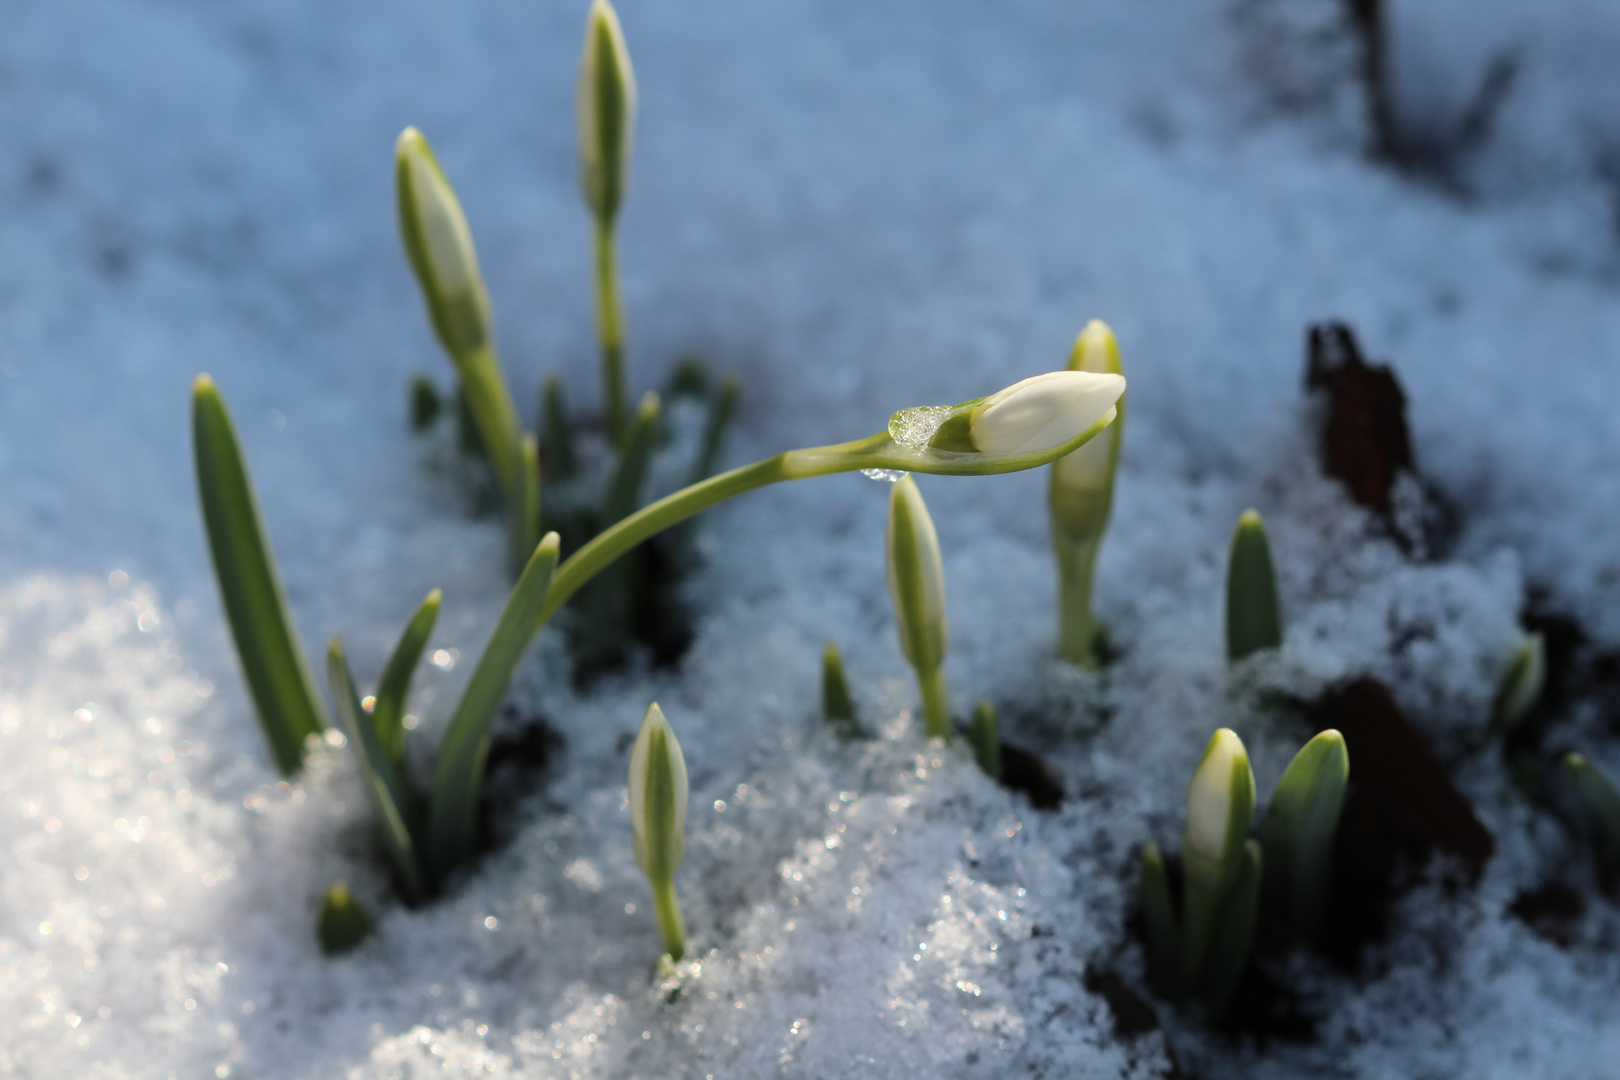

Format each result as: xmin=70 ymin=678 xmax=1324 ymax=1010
xmin=395 ymin=127 xmax=492 ymax=358
xmin=886 ymin=474 xmax=947 ymax=675
xmin=1491 ymin=631 xmax=1546 ymax=736
xmin=1181 ymin=728 xmax=1255 ymax=981
xmin=1226 ymin=509 xmax=1282 ymax=662
xmin=578 ymin=0 xmax=636 ymax=224
xmin=629 ymin=702 xmax=688 ymax=884
xmin=1050 ymin=321 xmax=1126 ymax=544
xmin=317 ymin=881 xmax=373 ymax=954
xmin=1563 ymin=752 xmax=1620 ymax=871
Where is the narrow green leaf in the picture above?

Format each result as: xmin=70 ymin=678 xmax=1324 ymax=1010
xmin=317 ymin=881 xmax=373 ymax=954
xmin=1564 ymin=752 xmax=1620 ymax=871
xmin=822 ymin=641 xmax=857 ymax=735
xmin=372 ymin=589 xmax=442 ymax=770
xmin=542 ymin=374 xmax=577 ymax=480
xmin=1226 ymin=508 xmax=1282 ymax=661
xmin=1258 ymin=730 xmax=1348 ymax=939
xmin=603 ymin=392 xmax=661 ymax=527
xmin=969 ymin=700 xmax=999 ymax=779
xmin=510 ymin=433 xmax=542 ymax=579
xmin=192 ymin=375 xmax=327 ymax=775
xmin=328 ymin=636 xmax=426 ymax=904
xmin=1491 ymin=632 xmax=1546 ymax=736
xmin=691 ymin=375 xmax=739 ymax=484
xmin=425 ymin=533 xmax=561 ymax=884
xmin=1198 ymin=838 xmax=1262 ymax=1018
xmin=409 ymin=375 xmax=442 ymax=432
xmin=1139 ymin=841 xmax=1182 ymax=1000
xmin=665 ymin=354 xmax=709 ymax=398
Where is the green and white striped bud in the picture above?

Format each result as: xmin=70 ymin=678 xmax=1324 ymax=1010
xmin=1258 ymin=730 xmax=1348 ymax=938
xmin=887 ymin=475 xmax=952 ymax=739
xmin=396 ymin=127 xmax=493 ymax=359
xmin=1563 ymin=752 xmax=1620 ymax=872
xmin=629 ymin=702 xmax=688 ymax=959
xmin=1491 ymin=632 xmax=1546 ymax=736
xmin=1181 ymin=728 xmax=1256 ymax=983
xmin=578 ymin=0 xmax=636 ymax=224
xmin=1225 ymin=509 xmax=1282 ymax=662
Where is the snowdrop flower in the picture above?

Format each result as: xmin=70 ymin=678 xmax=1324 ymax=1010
xmin=578 ymin=0 xmax=636 ymax=224
xmin=629 ymin=702 xmax=688 ymax=959
xmin=886 ymin=475 xmax=952 ymax=738
xmin=962 ymin=370 xmax=1124 ymax=455
xmin=395 ymin=127 xmax=492 ymax=358
xmin=1181 ymin=728 xmax=1255 ymax=981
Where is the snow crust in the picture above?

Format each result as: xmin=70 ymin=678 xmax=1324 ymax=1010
xmin=3 ymin=1 xmax=1620 ymax=1076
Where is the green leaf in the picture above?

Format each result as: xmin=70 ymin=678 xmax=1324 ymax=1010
xmin=328 ymin=636 xmax=426 ymax=904
xmin=1258 ymin=729 xmax=1348 ymax=939
xmin=317 ymin=881 xmax=374 ymax=955
xmin=1226 ymin=509 xmax=1282 ymax=661
xmin=425 ymin=533 xmax=561 ymax=884
xmin=822 ymin=641 xmax=857 ymax=735
xmin=510 ymin=433 xmax=542 ymax=579
xmin=542 ymin=374 xmax=577 ymax=480
xmin=603 ymin=392 xmax=661 ymax=527
xmin=1138 ymin=841 xmax=1182 ymax=1000
xmin=1564 ymin=752 xmax=1620 ymax=871
xmin=192 ymin=375 xmax=327 ymax=775
xmin=372 ymin=589 xmax=442 ymax=771
xmin=1197 ymin=838 xmax=1262 ymax=1018
xmin=691 ymin=376 xmax=739 ymax=484
xmin=968 ymin=700 xmax=999 ymax=779
xmin=1491 ymin=632 xmax=1546 ymax=736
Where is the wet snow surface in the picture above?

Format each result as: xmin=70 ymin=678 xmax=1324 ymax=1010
xmin=4 ymin=1 xmax=1620 ymax=1076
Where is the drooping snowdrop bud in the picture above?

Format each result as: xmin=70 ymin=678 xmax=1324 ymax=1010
xmin=1491 ymin=632 xmax=1545 ymax=736
xmin=1181 ymin=728 xmax=1256 ymax=981
xmin=395 ymin=127 xmax=492 ymax=358
xmin=578 ymin=0 xmax=637 ymax=224
xmin=887 ymin=475 xmax=952 ymax=738
xmin=957 ymin=371 xmax=1124 ymax=456
xmin=1225 ymin=509 xmax=1282 ymax=662
xmin=1258 ymin=730 xmax=1348 ymax=938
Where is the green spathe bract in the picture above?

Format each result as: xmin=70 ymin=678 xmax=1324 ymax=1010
xmin=1049 ymin=321 xmax=1126 ymax=668
xmin=1563 ymin=752 xmax=1620 ymax=871
xmin=1180 ymin=728 xmax=1255 ymax=984
xmin=969 ymin=700 xmax=999 ymax=779
xmin=192 ymin=375 xmax=328 ymax=775
xmin=630 ymin=703 xmax=688 ymax=960
xmin=424 ymin=533 xmax=561 ymax=883
xmin=822 ymin=641 xmax=857 ymax=735
xmin=1226 ymin=508 xmax=1282 ymax=661
xmin=317 ymin=882 xmax=374 ymax=954
xmin=1491 ymin=631 xmax=1546 ymax=736
xmin=1258 ymin=729 xmax=1348 ymax=939
xmin=887 ymin=475 xmax=951 ymax=739
xmin=372 ymin=589 xmax=441 ymax=771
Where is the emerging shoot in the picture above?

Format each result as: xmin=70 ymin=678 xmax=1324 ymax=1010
xmin=1049 ymin=320 xmax=1125 ymax=667
xmin=822 ymin=641 xmax=857 ymax=736
xmin=969 ymin=700 xmax=999 ymax=779
xmin=630 ymin=702 xmax=688 ymax=961
xmin=1225 ymin=509 xmax=1282 ymax=662
xmin=1563 ymin=752 xmax=1620 ymax=872
xmin=1180 ymin=728 xmax=1256 ymax=986
xmin=316 ymin=881 xmax=373 ymax=955
xmin=1258 ymin=729 xmax=1348 ymax=939
xmin=1491 ymin=631 xmax=1546 ymax=736
xmin=886 ymin=474 xmax=951 ymax=739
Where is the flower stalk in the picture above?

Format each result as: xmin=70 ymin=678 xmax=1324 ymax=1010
xmin=1049 ymin=320 xmax=1125 ymax=667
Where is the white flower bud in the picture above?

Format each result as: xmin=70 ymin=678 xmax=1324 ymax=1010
xmin=395 ymin=127 xmax=491 ymax=357
xmin=968 ymin=370 xmax=1124 ymax=456
xmin=1051 ymin=321 xmax=1125 ymax=499
xmin=886 ymin=474 xmax=948 ymax=674
xmin=628 ymin=702 xmax=688 ymax=883
xmin=578 ymin=0 xmax=637 ymax=223
xmin=1183 ymin=728 xmax=1256 ymax=892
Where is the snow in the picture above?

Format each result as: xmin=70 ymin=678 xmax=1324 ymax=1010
xmin=3 ymin=0 xmax=1620 ymax=1076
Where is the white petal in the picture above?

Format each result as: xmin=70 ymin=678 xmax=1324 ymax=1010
xmin=970 ymin=371 xmax=1124 ymax=455
xmin=1185 ymin=729 xmax=1248 ymax=864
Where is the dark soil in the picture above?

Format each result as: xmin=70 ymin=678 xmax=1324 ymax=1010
xmin=477 ymin=707 xmax=565 ymax=852
xmin=998 ymin=740 xmax=1065 ymax=811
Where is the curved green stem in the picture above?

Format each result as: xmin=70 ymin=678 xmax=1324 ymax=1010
xmin=650 ymin=875 xmax=686 ymax=961
xmin=594 ymin=218 xmax=626 ymax=442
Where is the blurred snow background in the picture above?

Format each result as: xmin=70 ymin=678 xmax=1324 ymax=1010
xmin=2 ymin=1 xmax=1620 ymax=1076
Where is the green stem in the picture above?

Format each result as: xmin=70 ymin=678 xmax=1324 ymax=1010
xmin=1057 ymin=536 xmax=1103 ymax=667
xmin=650 ymin=875 xmax=686 ymax=961
xmin=594 ymin=218 xmax=626 ymax=443
xmin=919 ymin=665 xmax=952 ymax=740
xmin=455 ymin=342 xmax=524 ymax=496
